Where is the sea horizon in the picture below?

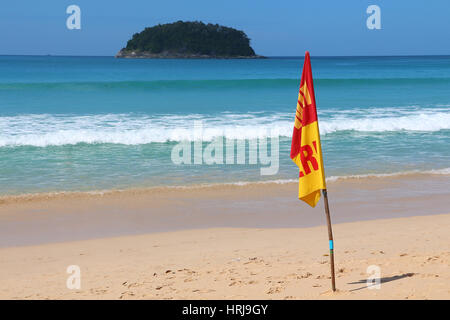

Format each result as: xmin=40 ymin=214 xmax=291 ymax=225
xmin=2 ymin=54 xmax=450 ymax=58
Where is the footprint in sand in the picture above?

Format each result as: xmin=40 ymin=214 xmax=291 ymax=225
xmin=119 ymin=291 xmax=135 ymax=299
xmin=426 ymin=256 xmax=440 ymax=262
xmin=125 ymin=282 xmax=136 ymax=288
xmin=229 ymin=280 xmax=244 ymax=286
xmin=266 ymin=286 xmax=283 ymax=294
xmin=90 ymin=288 xmax=108 ymax=295
xmin=298 ymin=272 xmax=313 ymax=279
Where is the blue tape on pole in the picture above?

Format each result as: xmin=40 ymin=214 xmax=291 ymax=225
xmin=329 ymin=240 xmax=334 ymax=250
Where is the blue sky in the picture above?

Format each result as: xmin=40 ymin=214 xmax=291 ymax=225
xmin=0 ymin=0 xmax=449 ymax=56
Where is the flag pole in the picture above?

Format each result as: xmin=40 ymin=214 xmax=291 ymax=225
xmin=322 ymin=189 xmax=336 ymax=291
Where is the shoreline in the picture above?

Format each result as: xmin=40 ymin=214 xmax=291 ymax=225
xmin=0 ymin=173 xmax=449 ymax=248
xmin=1 ymin=168 xmax=449 ymax=204
xmin=115 ymin=49 xmax=266 ymax=59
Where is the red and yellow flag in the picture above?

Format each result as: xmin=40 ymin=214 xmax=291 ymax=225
xmin=290 ymin=51 xmax=326 ymax=207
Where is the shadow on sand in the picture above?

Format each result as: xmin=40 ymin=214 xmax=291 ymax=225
xmin=347 ymin=273 xmax=416 ymax=292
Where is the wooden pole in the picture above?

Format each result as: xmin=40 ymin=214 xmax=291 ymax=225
xmin=322 ymin=189 xmax=336 ymax=291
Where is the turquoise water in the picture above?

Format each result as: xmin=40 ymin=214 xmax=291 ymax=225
xmin=1 ymin=55 xmax=449 ymax=195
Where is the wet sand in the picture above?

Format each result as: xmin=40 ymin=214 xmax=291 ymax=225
xmin=0 ymin=174 xmax=449 ymax=247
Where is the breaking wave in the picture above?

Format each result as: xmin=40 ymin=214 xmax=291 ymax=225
xmin=1 ymin=107 xmax=449 ymax=147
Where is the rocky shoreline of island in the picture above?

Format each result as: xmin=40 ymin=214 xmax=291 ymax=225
xmin=115 ymin=49 xmax=266 ymax=59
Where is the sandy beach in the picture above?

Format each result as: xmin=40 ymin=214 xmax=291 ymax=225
xmin=0 ymin=215 xmax=448 ymax=299
xmin=0 ymin=175 xmax=449 ymax=299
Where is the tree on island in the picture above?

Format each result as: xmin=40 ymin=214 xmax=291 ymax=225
xmin=116 ymin=21 xmax=262 ymax=58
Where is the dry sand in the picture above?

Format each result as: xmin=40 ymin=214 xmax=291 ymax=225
xmin=0 ymin=214 xmax=448 ymax=299
xmin=0 ymin=175 xmax=449 ymax=299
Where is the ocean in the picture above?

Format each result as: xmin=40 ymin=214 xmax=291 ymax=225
xmin=0 ymin=55 xmax=449 ymax=195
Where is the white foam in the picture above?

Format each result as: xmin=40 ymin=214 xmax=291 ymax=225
xmin=0 ymin=107 xmax=449 ymax=147
xmin=319 ymin=112 xmax=450 ymax=134
xmin=226 ymin=168 xmax=450 ymax=186
xmin=172 ymin=168 xmax=450 ymax=187
xmin=326 ymin=168 xmax=450 ymax=182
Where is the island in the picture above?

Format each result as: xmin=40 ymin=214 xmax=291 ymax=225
xmin=115 ymin=21 xmax=265 ymax=59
